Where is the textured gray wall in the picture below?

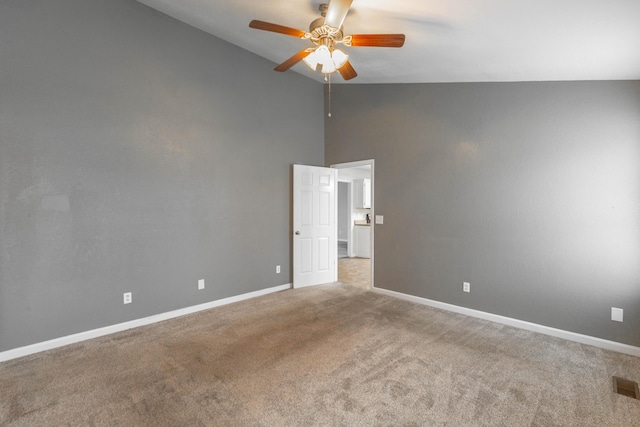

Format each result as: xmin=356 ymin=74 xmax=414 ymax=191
xmin=0 ymin=0 xmax=324 ymax=352
xmin=326 ymin=81 xmax=640 ymax=346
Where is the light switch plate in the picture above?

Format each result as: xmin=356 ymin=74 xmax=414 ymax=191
xmin=198 ymin=279 xmax=205 ymax=290
xmin=375 ymin=215 xmax=384 ymax=224
xmin=611 ymin=307 xmax=623 ymax=322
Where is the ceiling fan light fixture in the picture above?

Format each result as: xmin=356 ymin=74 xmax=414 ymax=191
xmin=332 ymin=48 xmax=348 ymax=69
xmin=303 ymin=45 xmax=349 ymax=74
xmin=321 ymin=61 xmax=337 ymax=74
xmin=303 ymin=49 xmax=320 ymax=70
xmin=315 ymin=45 xmax=332 ymax=64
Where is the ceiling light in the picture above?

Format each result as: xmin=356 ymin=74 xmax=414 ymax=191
xmin=303 ymin=45 xmax=349 ymax=75
xmin=303 ymin=49 xmax=320 ymax=70
xmin=332 ymin=48 xmax=348 ymax=69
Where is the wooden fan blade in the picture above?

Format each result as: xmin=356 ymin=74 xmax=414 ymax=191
xmin=274 ymin=49 xmax=312 ymax=72
xmin=249 ymin=20 xmax=306 ymax=38
xmin=338 ymin=61 xmax=357 ymax=80
xmin=349 ymin=34 xmax=406 ymax=48
xmin=325 ymin=0 xmax=353 ymax=29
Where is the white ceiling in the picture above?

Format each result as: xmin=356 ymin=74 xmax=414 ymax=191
xmin=137 ymin=0 xmax=640 ymax=84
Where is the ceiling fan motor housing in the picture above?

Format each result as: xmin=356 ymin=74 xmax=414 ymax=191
xmin=309 ymin=3 xmax=344 ymax=44
xmin=309 ymin=17 xmax=325 ymax=32
xmin=308 ymin=22 xmax=344 ymax=46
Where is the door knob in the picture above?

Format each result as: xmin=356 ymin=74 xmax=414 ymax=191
xmin=295 ymin=231 xmax=300 ymax=235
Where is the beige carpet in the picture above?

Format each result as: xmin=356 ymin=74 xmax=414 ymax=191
xmin=1 ymin=284 xmax=639 ymax=426
xmin=338 ymin=257 xmax=371 ymax=289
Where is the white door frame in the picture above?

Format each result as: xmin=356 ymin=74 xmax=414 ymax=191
xmin=330 ymin=159 xmax=375 ymax=287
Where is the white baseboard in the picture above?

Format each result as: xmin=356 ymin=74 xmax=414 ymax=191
xmin=0 ymin=284 xmax=291 ymax=363
xmin=371 ymin=286 xmax=640 ymax=358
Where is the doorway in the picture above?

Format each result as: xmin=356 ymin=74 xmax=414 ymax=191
xmin=332 ymin=160 xmax=374 ymax=289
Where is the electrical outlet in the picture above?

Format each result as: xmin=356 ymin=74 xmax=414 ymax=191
xmin=123 ymin=292 xmax=132 ymax=304
xmin=276 ymin=265 xmax=281 ymax=274
xmin=611 ymin=307 xmax=623 ymax=322
xmin=198 ymin=279 xmax=205 ymax=290
xmin=463 ymin=282 xmax=470 ymax=293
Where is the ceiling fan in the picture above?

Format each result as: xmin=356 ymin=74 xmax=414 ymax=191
xmin=249 ymin=0 xmax=405 ymax=81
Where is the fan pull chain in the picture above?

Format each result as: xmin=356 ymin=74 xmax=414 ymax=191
xmin=326 ymin=73 xmax=332 ymax=118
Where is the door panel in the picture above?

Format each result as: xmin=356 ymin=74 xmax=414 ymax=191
xmin=300 ymin=237 xmax=313 ymax=273
xmin=319 ymin=191 xmax=330 ymax=225
xmin=301 ymin=191 xmax=313 ymax=226
xmin=318 ymin=237 xmax=330 ymax=271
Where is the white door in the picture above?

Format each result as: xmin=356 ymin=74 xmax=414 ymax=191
xmin=293 ymin=164 xmax=337 ymax=288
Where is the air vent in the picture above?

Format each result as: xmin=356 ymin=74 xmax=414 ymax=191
xmin=612 ymin=376 xmax=639 ymax=399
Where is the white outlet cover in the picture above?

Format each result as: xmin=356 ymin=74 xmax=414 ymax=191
xmin=198 ymin=279 xmax=205 ymax=290
xmin=375 ymin=215 xmax=384 ymax=224
xmin=123 ymin=292 xmax=132 ymax=304
xmin=463 ymin=282 xmax=470 ymax=293
xmin=276 ymin=265 xmax=281 ymax=274
xmin=611 ymin=307 xmax=623 ymax=322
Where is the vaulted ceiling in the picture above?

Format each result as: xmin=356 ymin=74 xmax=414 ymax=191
xmin=137 ymin=0 xmax=640 ymax=84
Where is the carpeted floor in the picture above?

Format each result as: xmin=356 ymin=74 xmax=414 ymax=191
xmin=338 ymin=257 xmax=371 ymax=289
xmin=1 ymin=284 xmax=639 ymax=426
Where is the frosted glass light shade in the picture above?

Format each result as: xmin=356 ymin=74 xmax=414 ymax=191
xmin=303 ymin=51 xmax=319 ymax=70
xmin=321 ymin=61 xmax=337 ymax=74
xmin=332 ymin=49 xmax=348 ymax=69
xmin=303 ymin=45 xmax=349 ymax=74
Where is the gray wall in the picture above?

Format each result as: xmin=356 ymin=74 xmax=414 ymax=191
xmin=326 ymin=81 xmax=640 ymax=346
xmin=0 ymin=0 xmax=324 ymax=352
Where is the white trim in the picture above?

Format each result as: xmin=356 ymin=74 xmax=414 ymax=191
xmin=0 ymin=284 xmax=291 ymax=363
xmin=330 ymin=159 xmax=372 ymax=169
xmin=371 ymin=286 xmax=640 ymax=357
